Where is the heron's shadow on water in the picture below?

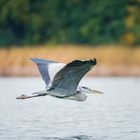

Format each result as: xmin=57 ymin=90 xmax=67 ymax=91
xmin=42 ymin=135 xmax=93 ymax=140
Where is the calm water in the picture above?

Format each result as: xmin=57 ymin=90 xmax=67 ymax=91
xmin=0 ymin=77 xmax=140 ymax=140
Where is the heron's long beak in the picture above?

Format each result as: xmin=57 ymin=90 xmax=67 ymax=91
xmin=92 ymin=90 xmax=104 ymax=94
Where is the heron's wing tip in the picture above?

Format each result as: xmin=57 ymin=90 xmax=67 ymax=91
xmin=30 ymin=58 xmax=47 ymax=64
xmin=30 ymin=58 xmax=37 ymax=63
xmin=93 ymin=58 xmax=97 ymax=65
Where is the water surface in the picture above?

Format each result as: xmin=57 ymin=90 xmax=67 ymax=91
xmin=0 ymin=77 xmax=140 ymax=140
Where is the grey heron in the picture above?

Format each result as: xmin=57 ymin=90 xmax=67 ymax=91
xmin=17 ymin=58 xmax=103 ymax=101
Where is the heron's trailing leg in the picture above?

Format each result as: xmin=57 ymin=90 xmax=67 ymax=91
xmin=16 ymin=90 xmax=48 ymax=100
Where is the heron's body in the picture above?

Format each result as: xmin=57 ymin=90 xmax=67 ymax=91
xmin=17 ymin=58 xmax=103 ymax=101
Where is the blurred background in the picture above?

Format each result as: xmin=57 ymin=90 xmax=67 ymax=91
xmin=1 ymin=1 xmax=140 ymax=139
xmin=0 ymin=0 xmax=140 ymax=76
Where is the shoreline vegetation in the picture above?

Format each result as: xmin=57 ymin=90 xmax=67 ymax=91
xmin=0 ymin=45 xmax=140 ymax=76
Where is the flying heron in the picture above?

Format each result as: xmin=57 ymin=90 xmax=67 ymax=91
xmin=17 ymin=58 xmax=103 ymax=101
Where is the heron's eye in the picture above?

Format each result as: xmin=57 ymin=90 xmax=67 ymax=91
xmin=82 ymin=86 xmax=88 ymax=89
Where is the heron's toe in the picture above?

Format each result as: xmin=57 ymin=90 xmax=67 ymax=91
xmin=16 ymin=94 xmax=28 ymax=99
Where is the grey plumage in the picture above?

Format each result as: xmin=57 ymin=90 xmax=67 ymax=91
xmin=31 ymin=58 xmax=65 ymax=89
xmin=50 ymin=59 xmax=97 ymax=97
xmin=17 ymin=58 xmax=103 ymax=102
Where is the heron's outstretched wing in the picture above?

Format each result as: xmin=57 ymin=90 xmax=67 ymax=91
xmin=51 ymin=58 xmax=97 ymax=92
xmin=31 ymin=58 xmax=65 ymax=89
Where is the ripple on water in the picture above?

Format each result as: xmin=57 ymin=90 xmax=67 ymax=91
xmin=41 ymin=135 xmax=93 ymax=140
xmin=0 ymin=77 xmax=140 ymax=140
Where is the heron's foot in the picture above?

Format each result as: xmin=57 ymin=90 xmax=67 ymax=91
xmin=16 ymin=94 xmax=29 ymax=100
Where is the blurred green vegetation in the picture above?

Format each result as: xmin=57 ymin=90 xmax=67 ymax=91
xmin=0 ymin=0 xmax=140 ymax=46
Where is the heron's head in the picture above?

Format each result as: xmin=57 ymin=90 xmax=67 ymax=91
xmin=80 ymin=86 xmax=104 ymax=94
